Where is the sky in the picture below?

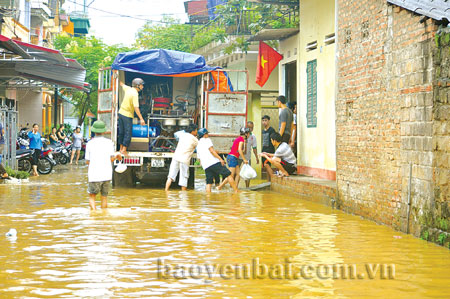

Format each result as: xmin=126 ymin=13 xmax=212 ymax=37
xmin=62 ymin=0 xmax=189 ymax=46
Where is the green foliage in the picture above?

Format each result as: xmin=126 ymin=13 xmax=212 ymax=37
xmin=135 ymin=16 xmax=192 ymax=52
xmin=5 ymin=166 xmax=30 ymax=179
xmin=54 ymin=35 xmax=133 ymax=123
xmin=63 ymin=123 xmax=73 ymax=136
xmin=438 ymin=233 xmax=446 ymax=245
xmin=421 ymin=229 xmax=429 ymax=241
xmin=191 ymin=27 xmax=227 ymax=51
xmin=134 ymin=1 xmax=297 ymax=53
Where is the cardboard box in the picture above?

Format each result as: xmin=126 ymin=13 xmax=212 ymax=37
xmin=128 ymin=137 xmax=149 ymax=152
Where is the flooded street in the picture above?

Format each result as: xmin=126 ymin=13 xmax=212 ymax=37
xmin=1 ymin=165 xmax=449 ymax=298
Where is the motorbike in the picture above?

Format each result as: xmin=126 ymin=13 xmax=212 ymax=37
xmin=49 ymin=142 xmax=70 ymax=165
xmin=16 ymin=147 xmax=55 ymax=175
xmin=37 ymin=143 xmax=56 ymax=175
xmin=16 ymin=148 xmax=34 ymax=173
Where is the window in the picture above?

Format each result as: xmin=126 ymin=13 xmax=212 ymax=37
xmin=306 ymin=40 xmax=318 ymax=51
xmin=306 ymin=59 xmax=317 ymax=128
xmin=324 ymin=33 xmax=335 ymax=45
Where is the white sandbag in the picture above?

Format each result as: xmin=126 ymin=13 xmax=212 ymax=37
xmin=240 ymin=163 xmax=257 ymax=180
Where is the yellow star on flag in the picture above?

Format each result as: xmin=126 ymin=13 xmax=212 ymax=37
xmin=261 ymin=55 xmax=268 ymax=68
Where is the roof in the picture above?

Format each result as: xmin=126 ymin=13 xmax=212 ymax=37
xmin=112 ymin=48 xmax=219 ymax=77
xmin=248 ymin=28 xmax=299 ymax=41
xmin=387 ymin=0 xmax=450 ymax=22
xmin=0 ymin=34 xmax=87 ymax=91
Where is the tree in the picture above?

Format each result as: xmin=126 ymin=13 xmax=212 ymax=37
xmin=134 ymin=1 xmax=298 ymax=54
xmin=53 ymin=35 xmax=132 ymax=125
xmin=134 ymin=16 xmax=192 ymax=51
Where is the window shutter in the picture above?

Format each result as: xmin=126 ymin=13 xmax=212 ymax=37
xmin=306 ymin=59 xmax=317 ymax=128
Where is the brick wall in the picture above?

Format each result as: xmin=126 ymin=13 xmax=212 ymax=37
xmin=336 ymin=0 xmax=438 ymax=235
xmin=423 ymin=30 xmax=450 ymax=244
xmin=270 ymin=175 xmax=337 ymax=207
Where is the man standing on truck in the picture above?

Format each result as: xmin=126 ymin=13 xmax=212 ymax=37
xmin=165 ymin=124 xmax=198 ymax=191
xmin=118 ymin=78 xmax=146 ymax=155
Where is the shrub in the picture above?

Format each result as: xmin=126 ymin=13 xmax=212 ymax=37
xmin=5 ymin=166 xmax=30 ymax=180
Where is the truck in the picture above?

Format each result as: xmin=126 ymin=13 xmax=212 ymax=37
xmin=97 ymin=49 xmax=249 ymax=187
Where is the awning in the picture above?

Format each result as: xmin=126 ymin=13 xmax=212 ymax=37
xmin=112 ymin=48 xmax=219 ymax=77
xmin=0 ymin=34 xmax=88 ymax=91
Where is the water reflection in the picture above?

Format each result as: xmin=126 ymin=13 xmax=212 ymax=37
xmin=0 ymin=164 xmax=449 ymax=298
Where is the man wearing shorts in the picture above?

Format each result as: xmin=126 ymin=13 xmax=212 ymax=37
xmin=243 ymin=121 xmax=259 ymax=188
xmin=196 ymin=128 xmax=238 ymax=193
xmin=86 ymin=120 xmax=122 ymax=210
xmin=259 ymin=132 xmax=297 ymax=177
xmin=165 ymin=124 xmax=198 ymax=191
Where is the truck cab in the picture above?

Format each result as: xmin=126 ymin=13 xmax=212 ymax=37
xmin=97 ymin=49 xmax=248 ymax=187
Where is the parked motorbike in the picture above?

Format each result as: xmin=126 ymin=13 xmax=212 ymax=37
xmin=49 ymin=142 xmax=70 ymax=165
xmin=16 ymin=148 xmax=34 ymax=173
xmin=37 ymin=146 xmax=56 ymax=175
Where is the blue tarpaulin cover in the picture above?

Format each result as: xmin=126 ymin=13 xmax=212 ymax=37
xmin=111 ymin=49 xmax=218 ymax=77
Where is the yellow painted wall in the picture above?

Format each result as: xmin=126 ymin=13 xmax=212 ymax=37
xmin=1 ymin=18 xmax=30 ymax=42
xmin=298 ymin=0 xmax=336 ymax=171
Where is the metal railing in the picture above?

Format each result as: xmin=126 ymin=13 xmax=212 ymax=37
xmin=0 ymin=99 xmax=18 ymax=170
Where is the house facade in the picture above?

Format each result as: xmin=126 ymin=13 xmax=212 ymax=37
xmin=296 ymin=0 xmax=336 ymax=180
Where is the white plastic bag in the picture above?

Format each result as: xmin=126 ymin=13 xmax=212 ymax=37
xmin=240 ymin=163 xmax=257 ymax=180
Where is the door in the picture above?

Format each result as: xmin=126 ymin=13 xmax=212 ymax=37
xmin=97 ymin=67 xmax=118 ymax=143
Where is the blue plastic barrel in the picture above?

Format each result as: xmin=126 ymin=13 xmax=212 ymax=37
xmin=132 ymin=125 xmax=159 ymax=138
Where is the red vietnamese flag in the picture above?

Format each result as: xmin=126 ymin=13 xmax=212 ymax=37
xmin=256 ymin=41 xmax=283 ymax=87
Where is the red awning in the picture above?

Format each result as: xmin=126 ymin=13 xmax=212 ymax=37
xmin=0 ymin=34 xmax=88 ymax=91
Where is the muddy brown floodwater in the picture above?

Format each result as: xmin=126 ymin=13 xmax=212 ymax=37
xmin=0 ymin=163 xmax=449 ymax=298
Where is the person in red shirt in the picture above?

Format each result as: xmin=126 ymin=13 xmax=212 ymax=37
xmin=226 ymin=127 xmax=249 ymax=188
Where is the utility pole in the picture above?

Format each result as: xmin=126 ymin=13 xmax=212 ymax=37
xmin=54 ymin=87 xmax=58 ymax=127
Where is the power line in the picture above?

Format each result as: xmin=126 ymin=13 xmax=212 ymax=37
xmin=65 ymin=0 xmax=183 ymax=24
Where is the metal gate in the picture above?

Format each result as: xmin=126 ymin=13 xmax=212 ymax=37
xmin=97 ymin=67 xmax=118 ymax=141
xmin=0 ymin=100 xmax=18 ymax=170
xmin=202 ymin=70 xmax=249 ymax=154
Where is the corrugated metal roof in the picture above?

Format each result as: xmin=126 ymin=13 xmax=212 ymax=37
xmin=0 ymin=34 xmax=87 ymax=91
xmin=387 ymin=0 xmax=450 ymax=22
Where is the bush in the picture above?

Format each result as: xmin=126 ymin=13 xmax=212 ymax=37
xmin=5 ymin=166 xmax=30 ymax=180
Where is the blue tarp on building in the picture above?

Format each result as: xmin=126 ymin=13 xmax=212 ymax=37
xmin=111 ymin=49 xmax=218 ymax=77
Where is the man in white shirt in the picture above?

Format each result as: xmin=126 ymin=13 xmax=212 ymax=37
xmin=165 ymin=124 xmax=198 ymax=191
xmin=86 ymin=120 xmax=122 ymax=210
xmin=196 ymin=128 xmax=238 ymax=193
xmin=243 ymin=121 xmax=259 ymax=187
xmin=259 ymin=132 xmax=297 ymax=177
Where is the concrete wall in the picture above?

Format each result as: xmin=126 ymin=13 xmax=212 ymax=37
xmin=299 ymin=0 xmax=336 ymax=179
xmin=336 ymin=0 xmax=449 ymax=244
xmin=17 ymin=90 xmax=42 ymax=128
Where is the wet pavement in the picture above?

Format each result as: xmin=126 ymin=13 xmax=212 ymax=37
xmin=0 ymin=164 xmax=449 ymax=298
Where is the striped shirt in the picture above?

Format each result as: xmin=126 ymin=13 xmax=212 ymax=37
xmin=274 ymin=142 xmax=296 ymax=165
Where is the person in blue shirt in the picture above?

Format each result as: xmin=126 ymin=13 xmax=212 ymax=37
xmin=0 ymin=121 xmax=4 ymax=163
xmin=28 ymin=123 xmax=43 ymax=176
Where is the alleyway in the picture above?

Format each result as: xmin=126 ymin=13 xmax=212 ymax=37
xmin=0 ymin=165 xmax=449 ymax=298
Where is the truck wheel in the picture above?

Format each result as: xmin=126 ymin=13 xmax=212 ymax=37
xmin=113 ymin=166 xmax=136 ymax=188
